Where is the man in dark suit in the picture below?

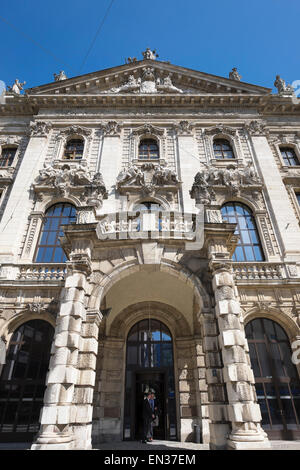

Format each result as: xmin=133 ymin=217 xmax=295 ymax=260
xmin=142 ymin=391 xmax=155 ymax=443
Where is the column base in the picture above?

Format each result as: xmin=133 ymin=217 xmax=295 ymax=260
xmin=31 ymin=431 xmax=75 ymax=450
xmin=227 ymin=429 xmax=271 ymax=450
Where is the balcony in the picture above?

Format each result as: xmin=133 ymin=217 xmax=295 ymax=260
xmin=96 ymin=211 xmax=198 ymax=241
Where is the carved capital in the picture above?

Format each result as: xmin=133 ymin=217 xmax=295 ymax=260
xmin=30 ymin=121 xmax=52 ymax=137
xmin=173 ymin=120 xmax=194 ymax=136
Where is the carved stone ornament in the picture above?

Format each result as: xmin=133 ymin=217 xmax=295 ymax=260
xmin=173 ymin=120 xmax=194 ymax=135
xmin=203 ymin=124 xmax=237 ymax=137
xmin=245 ymin=120 xmax=269 ymax=137
xmin=116 ymin=163 xmax=180 ymax=195
xmin=26 ymin=302 xmax=45 ymax=314
xmin=102 ymin=68 xmax=183 ymax=95
xmin=190 ymin=162 xmax=262 ymax=204
xmin=30 ymin=121 xmax=52 ymax=137
xmin=100 ymin=121 xmax=121 ymax=136
xmin=131 ymin=123 xmax=165 ymax=137
xmin=58 ymin=125 xmax=92 ymax=138
xmin=33 ymin=162 xmax=108 ymax=208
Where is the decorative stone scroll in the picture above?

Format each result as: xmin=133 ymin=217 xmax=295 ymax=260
xmin=116 ymin=163 xmax=180 ymax=196
xmin=33 ymin=162 xmax=107 ymax=208
xmin=190 ymin=162 xmax=262 ymax=205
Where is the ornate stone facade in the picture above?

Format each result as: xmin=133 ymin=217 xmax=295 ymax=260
xmin=0 ymin=52 xmax=300 ymax=451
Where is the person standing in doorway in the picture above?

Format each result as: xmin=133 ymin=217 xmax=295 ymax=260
xmin=142 ymin=391 xmax=155 ymax=443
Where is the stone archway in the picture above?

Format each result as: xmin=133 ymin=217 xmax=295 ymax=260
xmin=91 ymin=297 xmax=206 ymax=445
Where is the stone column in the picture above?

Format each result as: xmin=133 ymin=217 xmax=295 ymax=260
xmin=210 ymin=260 xmax=270 ymax=449
xmin=31 ymin=253 xmax=91 ymax=450
xmin=72 ymin=310 xmax=102 ymax=449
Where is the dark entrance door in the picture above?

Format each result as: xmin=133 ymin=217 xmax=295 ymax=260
xmin=135 ymin=371 xmax=166 ymax=440
xmin=0 ymin=320 xmax=54 ymax=442
xmin=123 ymin=318 xmax=177 ymax=441
xmin=246 ymin=318 xmax=300 ymax=440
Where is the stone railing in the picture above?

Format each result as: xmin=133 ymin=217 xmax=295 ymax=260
xmin=96 ymin=211 xmax=198 ymax=241
xmin=18 ymin=264 xmax=66 ymax=281
xmin=232 ymin=262 xmax=286 ymax=281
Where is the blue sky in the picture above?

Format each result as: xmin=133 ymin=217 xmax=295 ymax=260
xmin=0 ymin=0 xmax=298 ymax=92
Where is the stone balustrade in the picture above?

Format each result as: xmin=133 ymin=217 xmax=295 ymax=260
xmin=232 ymin=262 xmax=286 ymax=280
xmin=18 ymin=264 xmax=66 ymax=281
xmin=96 ymin=210 xmax=197 ymax=240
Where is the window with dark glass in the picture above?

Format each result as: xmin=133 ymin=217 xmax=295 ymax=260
xmin=63 ymin=138 xmax=84 ymax=160
xmin=280 ymin=147 xmax=299 ymax=166
xmin=35 ymin=203 xmax=76 ymax=263
xmin=0 ymin=320 xmax=54 ymax=439
xmin=296 ymin=193 xmax=300 ymax=206
xmin=221 ymin=202 xmax=264 ymax=261
xmin=246 ymin=318 xmax=300 ymax=438
xmin=213 ymin=139 xmax=234 ymax=159
xmin=138 ymin=139 xmax=159 ymax=160
xmin=0 ymin=146 xmax=17 ymax=167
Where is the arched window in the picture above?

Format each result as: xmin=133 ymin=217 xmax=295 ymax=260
xmin=138 ymin=139 xmax=159 ymax=160
xmin=213 ymin=138 xmax=235 ymax=159
xmin=0 ymin=320 xmax=54 ymax=441
xmin=0 ymin=146 xmax=17 ymax=167
xmin=35 ymin=203 xmax=76 ymax=263
xmin=221 ymin=202 xmax=264 ymax=261
xmin=63 ymin=138 xmax=84 ymax=160
xmin=245 ymin=318 xmax=300 ymax=439
xmin=280 ymin=147 xmax=299 ymax=166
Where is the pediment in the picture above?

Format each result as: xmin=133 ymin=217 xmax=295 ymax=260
xmin=26 ymin=60 xmax=271 ymax=96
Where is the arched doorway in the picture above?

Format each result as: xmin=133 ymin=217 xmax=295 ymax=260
xmin=0 ymin=320 xmax=54 ymax=442
xmin=123 ymin=318 xmax=176 ymax=441
xmin=245 ymin=318 xmax=300 ymax=439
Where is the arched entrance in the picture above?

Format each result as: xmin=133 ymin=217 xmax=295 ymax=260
xmin=124 ymin=318 xmax=176 ymax=441
xmin=245 ymin=318 xmax=300 ymax=439
xmin=0 ymin=320 xmax=54 ymax=442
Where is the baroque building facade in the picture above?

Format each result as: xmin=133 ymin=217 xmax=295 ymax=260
xmin=0 ymin=50 xmax=300 ymax=450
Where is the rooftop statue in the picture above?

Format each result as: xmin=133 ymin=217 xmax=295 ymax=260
xmin=142 ymin=48 xmax=159 ymax=60
xmin=229 ymin=68 xmax=241 ymax=81
xmin=274 ymin=75 xmax=295 ymax=96
xmin=7 ymin=79 xmax=26 ymax=94
xmin=54 ymin=70 xmax=67 ymax=81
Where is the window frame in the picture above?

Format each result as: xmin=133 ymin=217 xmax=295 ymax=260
xmin=279 ymin=146 xmax=300 ymax=167
xmin=138 ymin=138 xmax=160 ymax=161
xmin=0 ymin=145 xmax=18 ymax=167
xmin=34 ymin=203 xmax=77 ymax=263
xmin=213 ymin=138 xmax=235 ymax=160
xmin=221 ymin=202 xmax=265 ymax=262
xmin=62 ymin=138 xmax=85 ymax=161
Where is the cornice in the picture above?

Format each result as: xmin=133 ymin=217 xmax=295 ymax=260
xmin=1 ymin=93 xmax=300 ymax=117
